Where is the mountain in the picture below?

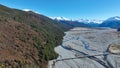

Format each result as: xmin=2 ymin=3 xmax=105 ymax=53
xmin=87 ymin=22 xmax=100 ymax=27
xmin=51 ymin=17 xmax=101 ymax=27
xmin=99 ymin=16 xmax=120 ymax=28
xmin=106 ymin=16 xmax=120 ymax=21
xmin=77 ymin=19 xmax=103 ymax=24
xmin=0 ymin=4 xmax=70 ymax=68
xmin=51 ymin=16 xmax=120 ymax=28
xmin=51 ymin=17 xmax=71 ymax=21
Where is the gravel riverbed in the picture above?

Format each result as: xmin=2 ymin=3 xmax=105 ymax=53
xmin=48 ymin=27 xmax=120 ymax=68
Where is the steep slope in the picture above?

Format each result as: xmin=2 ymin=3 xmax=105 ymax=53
xmin=0 ymin=4 xmax=68 ymax=68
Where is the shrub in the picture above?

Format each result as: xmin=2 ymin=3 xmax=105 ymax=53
xmin=0 ymin=63 xmax=5 ymax=68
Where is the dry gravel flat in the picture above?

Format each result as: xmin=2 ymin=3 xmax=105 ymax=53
xmin=48 ymin=27 xmax=120 ymax=68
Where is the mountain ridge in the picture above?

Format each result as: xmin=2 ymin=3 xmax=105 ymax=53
xmin=51 ymin=16 xmax=120 ymax=28
xmin=99 ymin=16 xmax=120 ymax=28
xmin=51 ymin=17 xmax=103 ymax=23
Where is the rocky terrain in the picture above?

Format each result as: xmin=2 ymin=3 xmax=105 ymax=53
xmin=48 ymin=27 xmax=120 ymax=68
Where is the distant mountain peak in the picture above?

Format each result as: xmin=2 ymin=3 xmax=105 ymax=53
xmin=50 ymin=17 xmax=103 ymax=24
xmin=51 ymin=17 xmax=71 ymax=21
xmin=100 ymin=16 xmax=120 ymax=28
xmin=114 ymin=16 xmax=120 ymax=20
xmin=89 ymin=19 xmax=103 ymax=23
xmin=107 ymin=16 xmax=120 ymax=21
xmin=77 ymin=19 xmax=103 ymax=24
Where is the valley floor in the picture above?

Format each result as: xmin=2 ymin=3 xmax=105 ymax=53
xmin=48 ymin=27 xmax=120 ymax=68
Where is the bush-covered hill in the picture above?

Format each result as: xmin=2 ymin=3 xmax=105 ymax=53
xmin=0 ymin=4 xmax=70 ymax=68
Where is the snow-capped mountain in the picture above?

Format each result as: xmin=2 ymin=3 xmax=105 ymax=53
xmin=51 ymin=17 xmax=102 ymax=24
xmin=50 ymin=17 xmax=71 ymax=21
xmin=106 ymin=16 xmax=120 ymax=21
xmin=51 ymin=16 xmax=120 ymax=28
xmin=88 ymin=19 xmax=103 ymax=23
xmin=100 ymin=16 xmax=120 ymax=28
xmin=77 ymin=19 xmax=103 ymax=24
xmin=51 ymin=17 xmax=101 ymax=27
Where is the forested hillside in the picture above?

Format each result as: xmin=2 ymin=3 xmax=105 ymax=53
xmin=0 ymin=4 xmax=70 ymax=68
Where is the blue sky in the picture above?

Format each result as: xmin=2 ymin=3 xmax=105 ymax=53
xmin=0 ymin=0 xmax=120 ymax=20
